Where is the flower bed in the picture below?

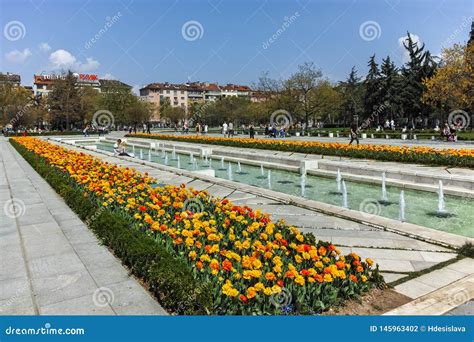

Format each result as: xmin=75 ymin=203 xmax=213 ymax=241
xmin=127 ymin=133 xmax=474 ymax=168
xmin=11 ymin=137 xmax=383 ymax=315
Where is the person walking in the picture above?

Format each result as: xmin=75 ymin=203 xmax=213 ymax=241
xmin=228 ymin=121 xmax=234 ymax=137
xmin=349 ymin=122 xmax=359 ymax=145
xmin=249 ymin=124 xmax=255 ymax=139
xmin=203 ymin=124 xmax=208 ymax=135
xmin=222 ymin=122 xmax=228 ymax=137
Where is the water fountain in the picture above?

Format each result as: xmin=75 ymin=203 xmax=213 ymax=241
xmin=177 ymin=155 xmax=181 ymax=169
xmin=228 ymin=163 xmax=233 ymax=181
xmin=267 ymin=170 xmax=272 ymax=189
xmin=164 ymin=153 xmax=168 ymax=165
xmin=300 ymin=174 xmax=306 ymax=197
xmin=336 ymin=169 xmax=342 ymax=193
xmin=193 ymin=159 xmax=198 ymax=170
xmin=221 ymin=157 xmax=225 ymax=169
xmin=261 ymin=164 xmax=265 ymax=176
xmin=399 ymin=190 xmax=406 ymax=221
xmin=342 ymin=180 xmax=348 ymax=208
xmin=140 ymin=149 xmax=143 ymax=160
xmin=172 ymin=146 xmax=176 ymax=159
xmin=380 ymin=172 xmax=390 ymax=205
xmin=237 ymin=161 xmax=242 ymax=173
xmin=189 ymin=152 xmax=194 ymax=164
xmin=208 ymin=158 xmax=212 ymax=168
xmin=148 ymin=149 xmax=151 ymax=162
xmin=132 ymin=145 xmax=136 ymax=155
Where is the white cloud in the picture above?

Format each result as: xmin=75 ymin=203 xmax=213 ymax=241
xmin=49 ymin=49 xmax=99 ymax=72
xmin=398 ymin=34 xmax=421 ymax=63
xmin=5 ymin=48 xmax=32 ymax=64
xmin=39 ymin=42 xmax=51 ymax=52
xmin=101 ymin=73 xmax=116 ymax=80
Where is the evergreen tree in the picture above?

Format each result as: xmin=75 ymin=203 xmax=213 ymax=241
xmin=340 ymin=66 xmax=364 ymax=126
xmin=399 ymin=32 xmax=437 ymax=126
xmin=469 ymin=20 xmax=474 ymax=46
xmin=363 ymin=54 xmax=381 ymax=119
xmin=379 ymin=56 xmax=404 ymax=123
xmin=47 ymin=71 xmax=83 ymax=130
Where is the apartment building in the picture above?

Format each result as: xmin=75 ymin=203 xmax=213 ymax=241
xmin=139 ymin=81 xmax=254 ymax=119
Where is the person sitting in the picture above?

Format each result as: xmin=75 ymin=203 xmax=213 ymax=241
xmin=114 ymin=139 xmax=131 ymax=156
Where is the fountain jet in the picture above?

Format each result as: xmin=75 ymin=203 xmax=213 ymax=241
xmin=342 ymin=180 xmax=348 ymax=208
xmin=336 ymin=169 xmax=342 ymax=193
xmin=140 ymin=149 xmax=143 ymax=160
xmin=437 ymin=180 xmax=446 ymax=213
xmin=228 ymin=163 xmax=233 ymax=181
xmin=260 ymin=164 xmax=265 ymax=176
xmin=399 ymin=190 xmax=406 ymax=221
xmin=300 ymin=174 xmax=306 ymax=197
xmin=177 ymin=155 xmax=181 ymax=169
xmin=237 ymin=161 xmax=242 ymax=173
xmin=267 ymin=170 xmax=272 ymax=189
xmin=381 ymin=172 xmax=388 ymax=203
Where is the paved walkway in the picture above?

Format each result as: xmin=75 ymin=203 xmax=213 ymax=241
xmin=154 ymin=131 xmax=474 ymax=149
xmin=0 ymin=138 xmax=166 ymax=315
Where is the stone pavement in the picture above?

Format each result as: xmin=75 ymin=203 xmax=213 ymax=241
xmin=0 ymin=138 xmax=166 ymax=315
xmin=157 ymin=131 xmax=474 ymax=149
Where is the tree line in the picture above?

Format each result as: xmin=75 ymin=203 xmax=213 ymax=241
xmin=1 ymin=71 xmax=153 ymax=131
xmin=164 ymin=30 xmax=472 ymax=130
xmin=1 ymin=27 xmax=472 ymax=131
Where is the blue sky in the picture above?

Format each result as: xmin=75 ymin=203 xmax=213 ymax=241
xmin=1 ymin=0 xmax=473 ymax=92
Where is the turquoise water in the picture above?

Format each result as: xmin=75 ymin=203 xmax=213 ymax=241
xmin=84 ymin=141 xmax=474 ymax=237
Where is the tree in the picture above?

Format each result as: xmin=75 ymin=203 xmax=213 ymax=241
xmin=99 ymin=83 xmax=136 ymax=126
xmin=363 ymin=54 xmax=381 ymax=118
xmin=309 ymin=80 xmax=343 ymax=124
xmin=340 ymin=66 xmax=364 ymax=125
xmin=47 ymin=71 xmax=83 ymax=130
xmin=125 ymin=97 xmax=153 ymax=126
xmin=288 ymin=62 xmax=323 ymax=127
xmin=0 ymin=84 xmax=32 ymax=129
xmin=79 ymin=86 xmax=100 ymax=125
xmin=422 ymin=43 xmax=474 ymax=118
xmin=379 ymin=56 xmax=404 ymax=123
xmin=399 ymin=32 xmax=437 ymax=124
